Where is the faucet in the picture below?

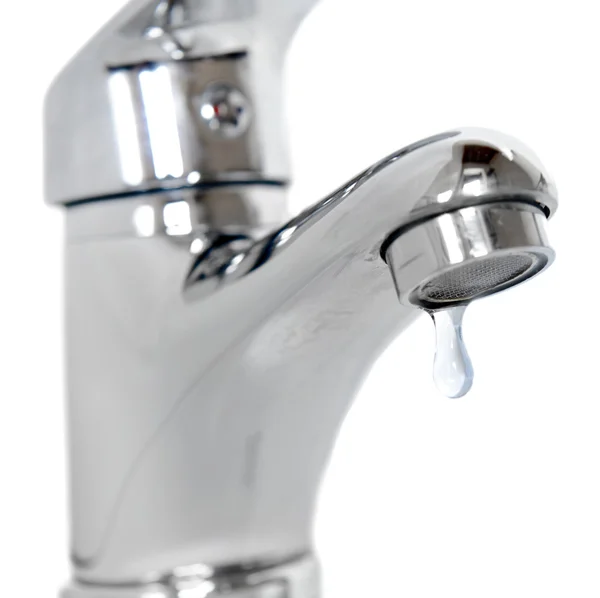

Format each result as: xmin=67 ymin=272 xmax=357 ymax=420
xmin=45 ymin=1 xmax=558 ymax=597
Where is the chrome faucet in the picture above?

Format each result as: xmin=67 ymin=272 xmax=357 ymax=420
xmin=45 ymin=1 xmax=558 ymax=597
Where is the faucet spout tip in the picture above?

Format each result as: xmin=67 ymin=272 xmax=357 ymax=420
xmin=385 ymin=201 xmax=554 ymax=311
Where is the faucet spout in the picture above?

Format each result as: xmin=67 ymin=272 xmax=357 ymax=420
xmin=60 ymin=129 xmax=556 ymax=594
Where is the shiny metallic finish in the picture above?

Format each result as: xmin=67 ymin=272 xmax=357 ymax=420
xmin=54 ymin=129 xmax=557 ymax=596
xmin=64 ymin=130 xmax=557 ymax=302
xmin=94 ymin=55 xmax=265 ymax=197
xmin=47 ymin=52 xmax=284 ymax=204
xmin=44 ymin=1 xmax=559 ymax=597
xmin=145 ymin=0 xmax=189 ymax=60
xmin=63 ymin=554 xmax=318 ymax=598
xmin=197 ymin=83 xmax=252 ymax=138
xmin=385 ymin=202 xmax=554 ymax=310
xmin=66 ymin=185 xmax=288 ymax=241
xmin=44 ymin=0 xmax=319 ymax=204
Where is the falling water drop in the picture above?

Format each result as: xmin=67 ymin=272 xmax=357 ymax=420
xmin=431 ymin=306 xmax=474 ymax=398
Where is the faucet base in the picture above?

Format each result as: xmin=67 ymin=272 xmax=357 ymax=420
xmin=62 ymin=554 xmax=320 ymax=598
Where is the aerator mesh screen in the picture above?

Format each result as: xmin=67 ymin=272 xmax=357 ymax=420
xmin=418 ymin=254 xmax=534 ymax=303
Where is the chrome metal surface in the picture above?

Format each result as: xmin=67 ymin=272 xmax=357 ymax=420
xmin=45 ymin=0 xmax=320 ymax=204
xmin=67 ymin=185 xmax=288 ymax=241
xmin=56 ymin=53 xmax=272 ymax=201
xmin=45 ymin=1 xmax=559 ymax=597
xmin=63 ymin=553 xmax=318 ymax=598
xmin=385 ymin=202 xmax=554 ymax=310
xmin=57 ymin=128 xmax=557 ymax=590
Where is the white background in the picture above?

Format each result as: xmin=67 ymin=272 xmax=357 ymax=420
xmin=1 ymin=1 xmax=598 ymax=596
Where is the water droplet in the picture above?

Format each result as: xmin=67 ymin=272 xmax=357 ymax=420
xmin=431 ymin=306 xmax=474 ymax=399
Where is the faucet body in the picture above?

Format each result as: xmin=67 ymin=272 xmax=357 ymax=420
xmin=46 ymin=2 xmax=558 ymax=597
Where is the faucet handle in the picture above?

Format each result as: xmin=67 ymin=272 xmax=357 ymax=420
xmin=44 ymin=0 xmax=321 ymax=205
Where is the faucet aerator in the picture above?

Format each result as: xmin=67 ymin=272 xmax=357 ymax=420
xmin=385 ymin=201 xmax=554 ymax=311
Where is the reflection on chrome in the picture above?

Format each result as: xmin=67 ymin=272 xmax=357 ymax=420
xmin=436 ymin=189 xmax=453 ymax=203
xmin=461 ymin=173 xmax=485 ymax=197
xmin=163 ymin=200 xmax=193 ymax=236
xmin=190 ymin=237 xmax=207 ymax=255
xmin=437 ymin=212 xmax=465 ymax=264
xmin=460 ymin=206 xmax=492 ymax=257
xmin=133 ymin=205 xmax=156 ymax=238
xmin=108 ymin=70 xmax=144 ymax=187
xmin=501 ymin=147 xmax=515 ymax=161
xmin=187 ymin=171 xmax=202 ymax=185
xmin=139 ymin=66 xmax=184 ymax=181
xmin=276 ymin=226 xmax=298 ymax=248
xmin=177 ymin=581 xmax=216 ymax=598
